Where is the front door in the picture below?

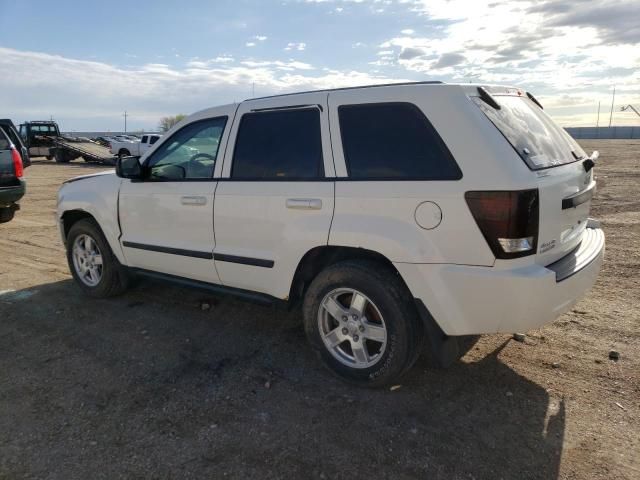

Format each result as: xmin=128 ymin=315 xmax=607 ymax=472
xmin=119 ymin=114 xmax=230 ymax=283
xmin=213 ymin=94 xmax=335 ymax=299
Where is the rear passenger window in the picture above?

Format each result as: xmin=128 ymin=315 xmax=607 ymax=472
xmin=338 ymin=103 xmax=461 ymax=180
xmin=232 ymin=108 xmax=323 ymax=179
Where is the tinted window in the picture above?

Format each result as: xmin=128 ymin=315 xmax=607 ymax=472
xmin=0 ymin=129 xmax=9 ymax=150
xmin=141 ymin=135 xmax=148 ymax=143
xmin=147 ymin=117 xmax=227 ymax=181
xmin=6 ymin=127 xmax=22 ymax=148
xmin=338 ymin=103 xmax=461 ymax=180
xmin=472 ymin=95 xmax=586 ymax=170
xmin=149 ymin=135 xmax=160 ymax=145
xmin=232 ymin=108 xmax=323 ymax=179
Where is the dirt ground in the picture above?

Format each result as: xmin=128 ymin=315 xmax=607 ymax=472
xmin=0 ymin=140 xmax=638 ymax=480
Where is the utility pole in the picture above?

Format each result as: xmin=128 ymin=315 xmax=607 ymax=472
xmin=252 ymin=82 xmax=255 ymax=98
xmin=123 ymin=111 xmax=128 ymax=133
xmin=596 ymin=101 xmax=600 ymax=128
xmin=608 ymin=86 xmax=616 ymax=128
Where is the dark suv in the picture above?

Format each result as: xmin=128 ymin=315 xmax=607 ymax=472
xmin=0 ymin=121 xmax=28 ymax=223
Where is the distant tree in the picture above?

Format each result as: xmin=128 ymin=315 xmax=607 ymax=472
xmin=158 ymin=114 xmax=187 ymax=132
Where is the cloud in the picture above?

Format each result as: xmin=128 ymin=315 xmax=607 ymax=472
xmin=400 ymin=29 xmax=415 ymax=35
xmin=0 ymin=46 xmax=404 ymax=130
xmin=432 ymin=52 xmax=465 ymax=68
xmin=245 ymin=42 xmax=256 ymax=47
xmin=398 ymin=47 xmax=426 ymax=60
xmin=284 ymin=42 xmax=307 ymax=51
xmin=527 ymin=0 xmax=640 ymax=45
xmin=253 ymin=35 xmax=268 ymax=42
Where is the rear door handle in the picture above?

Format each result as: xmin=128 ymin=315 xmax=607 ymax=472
xmin=181 ymin=195 xmax=207 ymax=206
xmin=286 ymin=198 xmax=322 ymax=210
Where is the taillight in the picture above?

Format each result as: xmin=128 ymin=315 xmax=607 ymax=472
xmin=11 ymin=146 xmax=23 ymax=178
xmin=465 ymin=189 xmax=539 ymax=259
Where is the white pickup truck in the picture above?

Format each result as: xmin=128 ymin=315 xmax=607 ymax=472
xmin=57 ymin=82 xmax=604 ymax=386
xmin=110 ymin=134 xmax=161 ymax=158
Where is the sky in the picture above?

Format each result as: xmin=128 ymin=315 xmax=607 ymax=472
xmin=0 ymin=0 xmax=639 ymax=131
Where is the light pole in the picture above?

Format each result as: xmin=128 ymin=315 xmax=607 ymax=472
xmin=123 ymin=111 xmax=129 ymax=133
xmin=608 ymin=86 xmax=616 ymax=128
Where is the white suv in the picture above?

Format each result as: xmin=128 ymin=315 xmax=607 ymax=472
xmin=57 ymin=82 xmax=605 ymax=386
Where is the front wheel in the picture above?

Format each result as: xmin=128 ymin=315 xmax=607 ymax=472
xmin=66 ymin=218 xmax=129 ymax=297
xmin=303 ymin=260 xmax=424 ymax=387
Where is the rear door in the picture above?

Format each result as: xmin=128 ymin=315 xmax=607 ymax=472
xmin=213 ymin=94 xmax=335 ymax=299
xmin=471 ymin=90 xmax=595 ymax=265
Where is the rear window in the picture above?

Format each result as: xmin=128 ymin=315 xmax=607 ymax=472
xmin=472 ymin=95 xmax=586 ymax=170
xmin=338 ymin=103 xmax=461 ymax=180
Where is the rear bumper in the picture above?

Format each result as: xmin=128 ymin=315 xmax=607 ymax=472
xmin=395 ymin=226 xmax=605 ymax=336
xmin=0 ymin=180 xmax=26 ymax=207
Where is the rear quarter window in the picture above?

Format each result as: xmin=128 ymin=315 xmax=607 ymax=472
xmin=338 ymin=102 xmax=461 ymax=180
xmin=0 ymin=129 xmax=10 ymax=150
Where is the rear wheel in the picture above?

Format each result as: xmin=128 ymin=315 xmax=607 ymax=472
xmin=66 ymin=218 xmax=129 ymax=298
xmin=303 ymin=260 xmax=424 ymax=387
xmin=118 ymin=149 xmax=131 ymax=159
xmin=54 ymin=149 xmax=70 ymax=163
xmin=0 ymin=207 xmax=15 ymax=223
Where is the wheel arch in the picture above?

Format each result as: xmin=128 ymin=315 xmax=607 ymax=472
xmin=288 ymin=245 xmax=410 ymax=306
xmin=61 ymin=209 xmax=95 ymax=243
xmin=60 ymin=208 xmax=126 ymax=264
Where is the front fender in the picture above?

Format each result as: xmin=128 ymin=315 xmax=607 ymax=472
xmin=57 ymin=173 xmax=125 ymax=263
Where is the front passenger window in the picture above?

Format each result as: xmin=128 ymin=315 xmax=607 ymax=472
xmin=147 ymin=117 xmax=227 ymax=181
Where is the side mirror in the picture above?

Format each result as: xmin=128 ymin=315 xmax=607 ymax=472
xmin=116 ymin=156 xmax=143 ymax=179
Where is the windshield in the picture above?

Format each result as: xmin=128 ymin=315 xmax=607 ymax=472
xmin=472 ymin=95 xmax=587 ymax=170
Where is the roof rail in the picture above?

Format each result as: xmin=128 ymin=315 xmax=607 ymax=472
xmin=248 ymin=80 xmax=445 ymax=102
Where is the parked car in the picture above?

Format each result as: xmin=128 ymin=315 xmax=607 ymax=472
xmin=0 ymin=126 xmax=26 ymax=223
xmin=0 ymin=119 xmax=30 ymax=168
xmin=56 ymin=82 xmax=605 ymax=386
xmin=109 ymin=133 xmax=162 ymax=158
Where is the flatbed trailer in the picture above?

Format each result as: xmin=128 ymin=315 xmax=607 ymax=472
xmin=41 ymin=135 xmax=117 ymax=164
xmin=19 ymin=121 xmax=117 ymax=165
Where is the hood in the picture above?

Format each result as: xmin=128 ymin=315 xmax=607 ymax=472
xmin=63 ymin=170 xmax=115 ymax=185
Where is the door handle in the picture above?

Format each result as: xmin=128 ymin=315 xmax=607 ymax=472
xmin=286 ymin=198 xmax=322 ymax=210
xmin=181 ymin=196 xmax=207 ymax=206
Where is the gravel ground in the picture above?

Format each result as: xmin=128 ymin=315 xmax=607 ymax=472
xmin=0 ymin=140 xmax=638 ymax=479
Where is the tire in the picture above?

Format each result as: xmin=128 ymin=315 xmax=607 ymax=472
xmin=54 ymin=149 xmax=70 ymax=163
xmin=46 ymin=155 xmax=54 ymax=160
xmin=303 ymin=260 xmax=424 ymax=387
xmin=66 ymin=218 xmax=129 ymax=298
xmin=0 ymin=207 xmax=15 ymax=223
xmin=118 ymin=149 xmax=130 ymax=158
